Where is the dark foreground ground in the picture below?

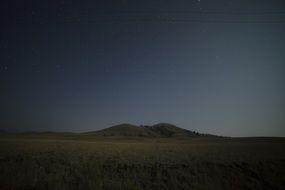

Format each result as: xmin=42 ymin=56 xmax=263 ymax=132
xmin=0 ymin=134 xmax=284 ymax=190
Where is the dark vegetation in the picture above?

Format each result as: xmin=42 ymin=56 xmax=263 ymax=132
xmin=87 ymin=123 xmax=214 ymax=138
xmin=0 ymin=124 xmax=284 ymax=190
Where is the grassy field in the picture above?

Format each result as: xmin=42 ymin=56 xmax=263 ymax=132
xmin=0 ymin=134 xmax=285 ymax=190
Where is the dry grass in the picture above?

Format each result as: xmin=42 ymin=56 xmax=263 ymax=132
xmin=0 ymin=135 xmax=284 ymax=190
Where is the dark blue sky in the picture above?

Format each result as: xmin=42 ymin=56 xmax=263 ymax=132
xmin=1 ymin=0 xmax=285 ymax=136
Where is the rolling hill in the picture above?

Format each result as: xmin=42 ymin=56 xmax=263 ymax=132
xmin=86 ymin=123 xmax=210 ymax=138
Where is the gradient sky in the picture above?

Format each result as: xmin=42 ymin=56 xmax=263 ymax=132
xmin=1 ymin=0 xmax=285 ymax=136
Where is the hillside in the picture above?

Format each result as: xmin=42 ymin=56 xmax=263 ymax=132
xmin=86 ymin=123 xmax=209 ymax=138
xmin=88 ymin=123 xmax=157 ymax=137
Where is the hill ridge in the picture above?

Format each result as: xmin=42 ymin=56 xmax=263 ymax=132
xmin=87 ymin=123 xmax=212 ymax=138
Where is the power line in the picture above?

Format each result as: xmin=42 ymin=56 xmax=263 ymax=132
xmin=5 ymin=9 xmax=285 ymax=24
xmin=77 ymin=10 xmax=285 ymax=15
xmin=2 ymin=10 xmax=285 ymax=17
xmin=11 ymin=18 xmax=285 ymax=24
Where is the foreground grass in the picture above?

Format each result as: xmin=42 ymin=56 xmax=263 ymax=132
xmin=0 ymin=135 xmax=284 ymax=190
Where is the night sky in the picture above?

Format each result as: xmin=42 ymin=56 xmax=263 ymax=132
xmin=1 ymin=0 xmax=285 ymax=136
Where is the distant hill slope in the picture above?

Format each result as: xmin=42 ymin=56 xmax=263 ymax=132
xmin=86 ymin=123 xmax=212 ymax=138
xmin=143 ymin=123 xmax=201 ymax=137
xmin=89 ymin=123 xmax=157 ymax=137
